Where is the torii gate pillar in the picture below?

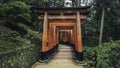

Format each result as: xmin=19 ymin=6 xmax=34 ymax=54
xmin=32 ymin=6 xmax=90 ymax=61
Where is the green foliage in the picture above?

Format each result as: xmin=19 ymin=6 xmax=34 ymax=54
xmin=83 ymin=46 xmax=97 ymax=68
xmin=26 ymin=28 xmax=42 ymax=46
xmin=82 ymin=0 xmax=99 ymax=46
xmin=97 ymin=41 xmax=120 ymax=68
xmin=82 ymin=0 xmax=120 ymax=46
xmin=28 ymin=0 xmax=64 ymax=7
xmin=0 ymin=1 xmax=31 ymax=23
xmin=83 ymin=40 xmax=120 ymax=68
xmin=0 ymin=26 xmax=42 ymax=68
xmin=13 ymin=23 xmax=42 ymax=46
xmin=0 ymin=45 xmax=40 ymax=68
xmin=0 ymin=0 xmax=42 ymax=68
xmin=0 ymin=26 xmax=32 ymax=52
xmin=0 ymin=0 xmax=33 ymax=4
xmin=95 ymin=0 xmax=120 ymax=42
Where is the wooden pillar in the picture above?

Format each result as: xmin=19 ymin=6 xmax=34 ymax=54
xmin=71 ymin=30 xmax=73 ymax=44
xmin=68 ymin=30 xmax=70 ymax=43
xmin=66 ymin=31 xmax=68 ymax=42
xmin=60 ymin=31 xmax=62 ymax=42
xmin=53 ymin=26 xmax=57 ymax=46
xmin=68 ymin=31 xmax=69 ymax=43
xmin=53 ymin=26 xmax=56 ymax=46
xmin=56 ymin=27 xmax=59 ymax=44
xmin=68 ymin=31 xmax=70 ymax=42
xmin=48 ymin=23 xmax=54 ymax=50
xmin=42 ymin=12 xmax=48 ymax=52
xmin=76 ymin=11 xmax=82 ymax=52
xmin=65 ymin=31 xmax=67 ymax=42
xmin=74 ymin=25 xmax=77 ymax=49
xmin=70 ymin=30 xmax=72 ymax=43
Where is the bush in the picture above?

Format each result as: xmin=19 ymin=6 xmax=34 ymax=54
xmin=0 ymin=26 xmax=42 ymax=68
xmin=0 ymin=1 xmax=31 ymax=23
xmin=26 ymin=28 xmax=42 ymax=46
xmin=0 ymin=26 xmax=31 ymax=52
xmin=83 ymin=46 xmax=97 ymax=68
xmin=0 ymin=45 xmax=40 ymax=68
xmin=97 ymin=41 xmax=120 ymax=68
xmin=83 ymin=40 xmax=120 ymax=68
xmin=0 ymin=1 xmax=42 ymax=68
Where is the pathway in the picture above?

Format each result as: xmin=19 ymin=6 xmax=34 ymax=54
xmin=32 ymin=44 xmax=84 ymax=68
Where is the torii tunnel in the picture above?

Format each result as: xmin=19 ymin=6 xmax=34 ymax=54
xmin=32 ymin=6 xmax=90 ymax=61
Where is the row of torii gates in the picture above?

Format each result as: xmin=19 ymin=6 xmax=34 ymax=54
xmin=32 ymin=6 xmax=90 ymax=62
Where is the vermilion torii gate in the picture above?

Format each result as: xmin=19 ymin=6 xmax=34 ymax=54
xmin=32 ymin=6 xmax=90 ymax=62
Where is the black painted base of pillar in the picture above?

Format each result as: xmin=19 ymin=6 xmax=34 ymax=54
xmin=40 ymin=44 xmax=58 ymax=61
xmin=75 ymin=52 xmax=83 ymax=61
xmin=70 ymin=44 xmax=83 ymax=61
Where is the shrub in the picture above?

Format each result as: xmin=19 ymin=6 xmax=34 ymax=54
xmin=0 ymin=26 xmax=31 ymax=52
xmin=97 ymin=41 xmax=120 ymax=68
xmin=83 ymin=40 xmax=120 ymax=68
xmin=0 ymin=45 xmax=40 ymax=68
xmin=83 ymin=46 xmax=97 ymax=68
xmin=0 ymin=26 xmax=42 ymax=68
xmin=0 ymin=1 xmax=31 ymax=24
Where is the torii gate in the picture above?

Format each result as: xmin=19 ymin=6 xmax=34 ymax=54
xmin=32 ymin=6 xmax=90 ymax=62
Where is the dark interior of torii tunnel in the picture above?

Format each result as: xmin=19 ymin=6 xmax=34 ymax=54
xmin=58 ymin=27 xmax=74 ymax=45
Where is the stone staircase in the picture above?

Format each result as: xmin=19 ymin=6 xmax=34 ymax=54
xmin=32 ymin=44 xmax=84 ymax=68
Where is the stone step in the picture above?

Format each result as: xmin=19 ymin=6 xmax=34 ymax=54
xmin=56 ymin=51 xmax=71 ymax=54
xmin=53 ymin=57 xmax=72 ymax=59
xmin=54 ymin=55 xmax=72 ymax=58
xmin=58 ymin=49 xmax=72 ymax=52
xmin=32 ymin=44 xmax=84 ymax=68
xmin=58 ymin=46 xmax=71 ymax=48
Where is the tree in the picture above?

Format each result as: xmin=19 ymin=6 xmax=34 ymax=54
xmin=83 ymin=0 xmax=120 ymax=46
xmin=0 ymin=1 xmax=31 ymax=24
xmin=98 ymin=0 xmax=105 ymax=45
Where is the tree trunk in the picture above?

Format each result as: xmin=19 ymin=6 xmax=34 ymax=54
xmin=99 ymin=7 xmax=105 ymax=45
xmin=77 ymin=0 xmax=80 ymax=7
xmin=0 ymin=0 xmax=3 ymax=5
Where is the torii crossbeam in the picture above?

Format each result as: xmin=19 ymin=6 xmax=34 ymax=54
xmin=32 ymin=6 xmax=90 ymax=62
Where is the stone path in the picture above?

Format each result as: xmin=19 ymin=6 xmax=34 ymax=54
xmin=32 ymin=44 xmax=84 ymax=68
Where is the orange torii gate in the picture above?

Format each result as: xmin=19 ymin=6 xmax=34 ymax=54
xmin=32 ymin=6 xmax=90 ymax=62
